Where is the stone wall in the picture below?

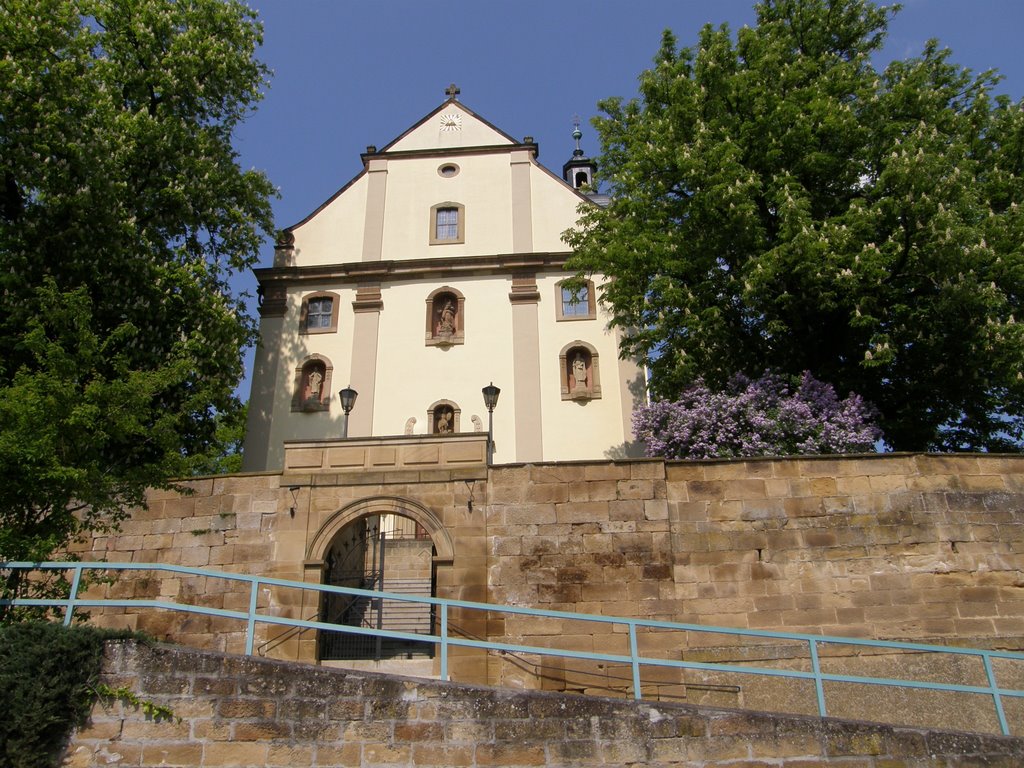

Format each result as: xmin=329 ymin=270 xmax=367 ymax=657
xmin=483 ymin=454 xmax=1024 ymax=725
xmin=64 ymin=641 xmax=1024 ymax=767
xmin=75 ymin=451 xmax=1024 ymax=724
xmin=486 ymin=454 xmax=1024 ymax=636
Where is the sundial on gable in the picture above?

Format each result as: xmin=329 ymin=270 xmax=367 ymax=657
xmin=439 ymin=83 xmax=462 ymax=132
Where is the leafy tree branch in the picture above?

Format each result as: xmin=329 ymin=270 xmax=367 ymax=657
xmin=566 ymin=0 xmax=1024 ymax=451
xmin=0 ymin=0 xmax=275 ymax=605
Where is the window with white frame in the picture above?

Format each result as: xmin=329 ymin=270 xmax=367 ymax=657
xmin=430 ymin=202 xmax=465 ymax=245
xmin=300 ymin=292 xmax=340 ymax=334
xmin=306 ymin=297 xmax=332 ymax=329
xmin=436 ymin=208 xmax=458 ymax=239
xmin=555 ymin=279 xmax=596 ymax=321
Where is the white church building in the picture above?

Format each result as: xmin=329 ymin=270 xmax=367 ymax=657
xmin=242 ymin=88 xmax=645 ymax=471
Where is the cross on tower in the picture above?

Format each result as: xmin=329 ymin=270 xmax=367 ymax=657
xmin=445 ymin=83 xmax=460 ymax=99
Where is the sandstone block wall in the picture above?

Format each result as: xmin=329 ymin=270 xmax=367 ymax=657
xmin=75 ymin=467 xmax=491 ymax=681
xmin=486 ymin=454 xmax=1024 ymax=637
xmin=483 ymin=454 xmax=1024 ymax=722
xmin=64 ymin=641 xmax=1024 ymax=768
xmin=77 ymin=473 xmax=285 ymax=654
xmin=74 ymin=453 xmax=1024 ymax=719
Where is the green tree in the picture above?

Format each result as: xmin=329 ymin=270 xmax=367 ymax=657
xmin=566 ymin=0 xmax=1024 ymax=451
xmin=0 ymin=0 xmax=274 ymax=604
xmin=184 ymin=402 xmax=248 ymax=476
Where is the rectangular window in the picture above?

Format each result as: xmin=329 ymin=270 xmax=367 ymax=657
xmin=306 ymin=297 xmax=333 ymax=329
xmin=561 ymin=285 xmax=589 ymax=316
xmin=435 ymin=207 xmax=459 ymax=240
xmin=556 ymin=280 xmax=596 ymax=321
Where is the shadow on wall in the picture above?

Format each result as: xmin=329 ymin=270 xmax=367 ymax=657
xmin=604 ymin=441 xmax=646 ymax=460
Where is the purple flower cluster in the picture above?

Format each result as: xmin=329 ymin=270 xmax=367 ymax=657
xmin=634 ymin=372 xmax=882 ymax=459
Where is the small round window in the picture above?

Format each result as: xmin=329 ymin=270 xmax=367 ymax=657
xmin=438 ymin=163 xmax=460 ymax=178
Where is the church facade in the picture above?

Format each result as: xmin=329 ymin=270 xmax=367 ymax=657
xmin=242 ymin=89 xmax=645 ymax=471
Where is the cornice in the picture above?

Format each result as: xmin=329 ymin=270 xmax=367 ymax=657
xmin=253 ymin=252 xmax=575 ymax=287
xmin=360 ymin=142 xmax=538 ymax=165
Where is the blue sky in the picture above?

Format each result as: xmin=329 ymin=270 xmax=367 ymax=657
xmin=233 ymin=0 xmax=1024 ymax=397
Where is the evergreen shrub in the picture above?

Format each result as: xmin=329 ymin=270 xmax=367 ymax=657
xmin=0 ymin=622 xmax=135 ymax=768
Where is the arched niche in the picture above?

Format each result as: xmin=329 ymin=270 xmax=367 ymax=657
xmin=291 ymin=354 xmax=333 ymax=412
xmin=424 ymin=285 xmax=465 ymax=347
xmin=427 ymin=399 xmax=461 ymax=434
xmin=559 ymin=340 xmax=602 ymax=401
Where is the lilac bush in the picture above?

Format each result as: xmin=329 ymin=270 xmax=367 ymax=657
xmin=634 ymin=372 xmax=882 ymax=459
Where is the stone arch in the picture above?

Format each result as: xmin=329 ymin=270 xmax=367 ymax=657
xmin=306 ymin=495 xmax=454 ymax=567
xmin=309 ymin=495 xmax=454 ymax=662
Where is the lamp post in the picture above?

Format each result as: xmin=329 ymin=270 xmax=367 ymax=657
xmin=339 ymin=386 xmax=358 ymax=438
xmin=481 ymin=382 xmax=500 ymax=465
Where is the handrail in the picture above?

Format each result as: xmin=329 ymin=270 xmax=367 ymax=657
xmin=3 ymin=560 xmax=1023 ymax=735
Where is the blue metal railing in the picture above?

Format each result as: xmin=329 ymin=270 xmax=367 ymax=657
xmin=3 ymin=560 xmax=1023 ymax=735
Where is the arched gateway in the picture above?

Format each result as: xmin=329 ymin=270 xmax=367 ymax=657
xmin=305 ymin=497 xmax=454 ymax=661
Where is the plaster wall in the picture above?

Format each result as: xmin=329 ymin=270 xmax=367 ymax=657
xmin=389 ymin=103 xmax=515 ymax=152
xmin=289 ymin=115 xmax=583 ymax=268
xmin=378 ymin=153 xmax=515 ymax=261
xmin=534 ymin=271 xmax=632 ymax=461
xmin=368 ymin=275 xmax=516 ymax=448
xmin=260 ymin=285 xmax=360 ymax=466
xmin=529 ymin=163 xmax=588 ymax=250
xmin=288 ymin=176 xmax=368 ymax=266
xmin=259 ymin=272 xmax=636 ymax=465
xmin=242 ymin=97 xmax=631 ymax=471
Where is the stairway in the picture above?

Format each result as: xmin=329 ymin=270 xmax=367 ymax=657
xmin=321 ymin=577 xmax=434 ymax=660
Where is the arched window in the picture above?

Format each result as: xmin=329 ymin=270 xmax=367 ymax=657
xmin=299 ymin=291 xmax=340 ymax=334
xmin=559 ymin=341 xmax=601 ymax=401
xmin=292 ymin=355 xmax=334 ymax=412
xmin=427 ymin=399 xmax=461 ymax=434
xmin=555 ymin=279 xmax=596 ymax=321
xmin=424 ymin=286 xmax=465 ymax=347
xmin=429 ymin=202 xmax=465 ymax=245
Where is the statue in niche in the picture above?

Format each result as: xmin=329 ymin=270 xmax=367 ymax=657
xmin=572 ymin=353 xmax=588 ymax=390
xmin=435 ymin=407 xmax=453 ymax=434
xmin=307 ymin=369 xmax=323 ymax=399
xmin=436 ymin=299 xmax=456 ymax=336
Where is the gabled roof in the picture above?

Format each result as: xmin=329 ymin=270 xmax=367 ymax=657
xmin=283 ymin=94 xmax=583 ymax=234
xmin=380 ymin=97 xmax=520 ymax=153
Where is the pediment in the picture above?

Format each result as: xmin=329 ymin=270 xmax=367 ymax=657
xmin=383 ymin=99 xmax=518 ymax=153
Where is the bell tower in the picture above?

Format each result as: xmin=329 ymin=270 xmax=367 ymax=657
xmin=561 ymin=116 xmax=597 ymax=191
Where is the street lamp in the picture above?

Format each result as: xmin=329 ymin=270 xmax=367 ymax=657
xmin=339 ymin=386 xmax=358 ymax=438
xmin=481 ymin=382 xmax=500 ymax=465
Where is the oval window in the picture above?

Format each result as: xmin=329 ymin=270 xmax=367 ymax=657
xmin=438 ymin=163 xmax=460 ymax=178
